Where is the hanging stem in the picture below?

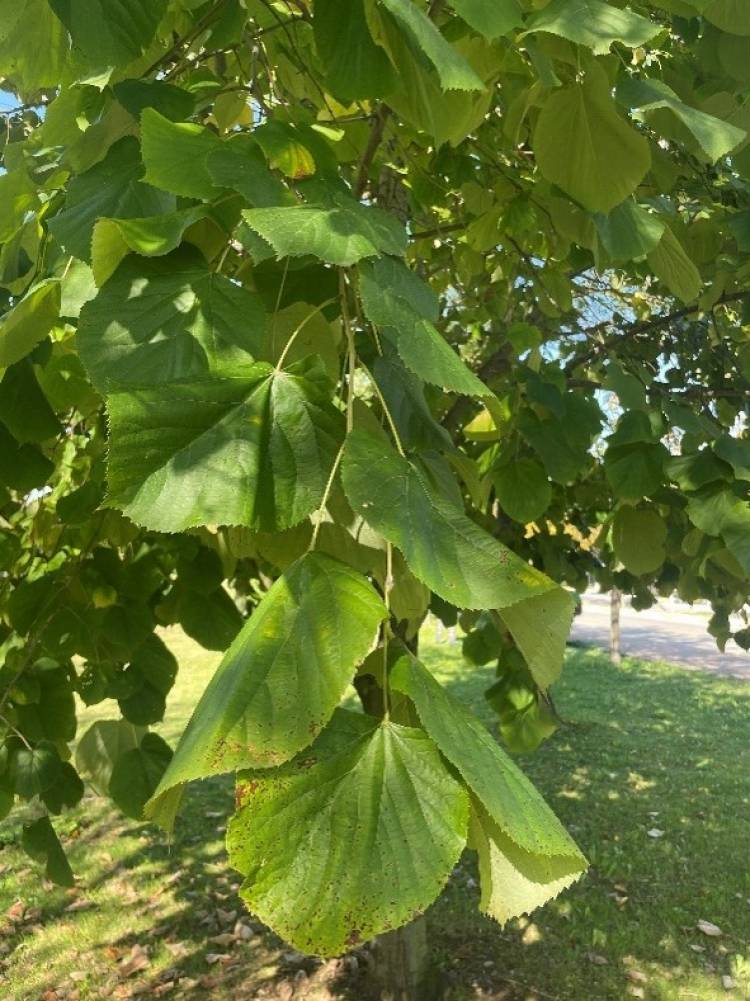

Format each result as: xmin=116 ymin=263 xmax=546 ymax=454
xmin=308 ymin=442 xmax=345 ymax=551
xmin=358 ymin=360 xmax=406 ymax=457
xmin=274 ymin=296 xmax=337 ymax=372
xmin=340 ymin=270 xmax=357 ymax=433
xmin=382 ymin=542 xmax=394 ymax=721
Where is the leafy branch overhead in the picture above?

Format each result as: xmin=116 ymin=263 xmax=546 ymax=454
xmin=1 ymin=0 xmax=750 ymax=959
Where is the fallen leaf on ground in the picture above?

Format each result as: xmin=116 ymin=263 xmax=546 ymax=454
xmin=5 ymin=901 xmax=25 ymax=922
xmin=586 ymin=952 xmax=608 ymax=965
xmin=647 ymin=828 xmax=664 ymax=839
xmin=234 ymin=921 xmax=254 ymax=940
xmin=69 ymin=971 xmax=87 ymax=982
xmin=165 ymin=941 xmax=190 ymax=959
xmin=209 ymin=933 xmax=236 ymax=947
xmin=65 ymin=899 xmax=94 ymax=913
xmin=722 ymin=974 xmax=736 ymax=990
xmin=627 ymin=969 xmax=648 ymax=983
xmin=118 ymin=944 xmax=149 ymax=978
xmin=216 ymin=908 xmax=237 ymax=924
xmin=697 ymin=920 xmax=722 ymax=937
xmin=205 ymin=952 xmax=232 ymax=965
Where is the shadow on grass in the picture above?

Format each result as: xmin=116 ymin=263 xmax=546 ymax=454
xmin=2 ymin=639 xmax=749 ymax=1000
xmin=424 ymin=639 xmax=750 ymax=1001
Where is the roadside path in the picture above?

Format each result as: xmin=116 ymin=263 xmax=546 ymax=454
xmin=571 ymin=594 xmax=750 ymax=680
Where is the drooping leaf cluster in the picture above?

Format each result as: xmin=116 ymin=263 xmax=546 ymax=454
xmin=1 ymin=0 xmax=749 ymax=954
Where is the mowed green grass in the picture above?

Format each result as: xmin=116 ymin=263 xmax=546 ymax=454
xmin=1 ymin=627 xmax=749 ymax=1001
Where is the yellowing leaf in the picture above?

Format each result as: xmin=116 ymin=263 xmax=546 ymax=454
xmin=533 ymin=63 xmax=651 ymax=214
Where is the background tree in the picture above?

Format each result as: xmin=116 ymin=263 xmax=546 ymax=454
xmin=1 ymin=0 xmax=750 ymax=994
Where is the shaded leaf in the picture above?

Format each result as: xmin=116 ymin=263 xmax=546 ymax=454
xmin=227 ymin=709 xmax=468 ymax=956
xmin=109 ymin=732 xmax=173 ymax=820
xmin=22 ymin=816 xmax=74 ymax=887
xmin=78 ymin=247 xmax=265 ymax=393
xmin=146 ymin=554 xmax=385 ymax=829
xmin=358 ymin=256 xmax=487 ymax=396
xmin=49 ymin=137 xmax=174 ymax=263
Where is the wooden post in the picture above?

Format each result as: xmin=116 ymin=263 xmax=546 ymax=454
xmin=610 ymin=588 xmax=622 ymax=665
xmin=370 ymin=916 xmax=433 ymax=1001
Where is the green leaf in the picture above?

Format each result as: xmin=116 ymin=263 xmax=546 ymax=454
xmin=687 ymin=487 xmax=750 ymax=575
xmin=602 ymin=361 xmax=647 ymax=411
xmin=604 ymin=442 xmax=667 ymax=500
xmin=0 ymin=168 xmax=40 ymax=244
xmin=497 ymin=589 xmax=578 ymax=691
xmin=105 ymin=360 xmax=343 ymax=532
xmin=0 ymin=0 xmax=69 ymax=94
xmin=141 ymin=108 xmax=221 ymax=200
xmin=241 ymin=199 xmax=407 ymax=267
xmin=77 ymin=247 xmax=265 ymax=393
xmin=378 ymin=0 xmax=484 ymax=91
xmin=227 ymin=709 xmax=468 ymax=956
xmin=612 ymin=506 xmax=668 ymax=575
xmin=703 ymin=0 xmax=750 ymax=35
xmin=22 ymin=816 xmax=74 ymax=887
xmin=108 ymin=732 xmax=173 ymax=820
xmin=48 ymin=0 xmax=168 ymax=67
xmin=342 ymin=430 xmax=574 ymax=682
xmin=469 ymin=801 xmax=585 ymax=925
xmin=0 ymin=361 xmax=61 ymax=443
xmin=533 ymin=62 xmax=651 ymax=214
xmin=665 ymin=450 xmax=728 ymax=491
xmin=15 ymin=665 xmax=77 ymax=743
xmin=260 ymin=301 xmax=341 ymax=381
xmin=117 ymin=634 xmax=177 ymax=726
xmin=595 ymin=201 xmax=665 ymax=261
xmin=145 ymin=554 xmax=386 ymax=829
xmin=374 ymin=23 xmax=499 ymax=146
xmin=9 ymin=741 xmax=61 ymax=799
xmin=519 ymin=398 xmax=601 ymax=484
xmin=314 ymin=0 xmax=398 ymax=100
xmin=75 ymin=719 xmax=145 ymax=796
xmin=390 ymin=650 xmax=585 ymax=864
xmin=524 ymin=0 xmax=660 ymax=54
xmin=372 ymin=352 xmax=453 ymax=451
xmin=714 ymin=435 xmax=750 ymax=483
xmin=176 ymin=586 xmax=243 ymax=652
xmin=0 ymin=423 xmax=54 ymax=492
xmin=492 ymin=458 xmax=552 ymax=524
xmin=0 ymin=280 xmax=60 ymax=368
xmin=452 ymin=0 xmax=522 ymax=39
xmin=49 ymin=137 xmax=175 ymax=263
xmin=205 ymin=134 xmax=289 ymax=207
xmin=358 ymin=257 xmax=487 ymax=396
xmin=647 ymin=225 xmax=702 ymax=304
xmin=41 ymin=761 xmax=84 ymax=815
xmin=112 ymin=79 xmax=195 ymax=122
xmin=617 ymin=76 xmax=746 ymax=162
xmin=91 ymin=205 xmax=208 ymax=286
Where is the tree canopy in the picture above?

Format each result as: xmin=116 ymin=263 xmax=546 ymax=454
xmin=1 ymin=0 xmax=750 ymax=955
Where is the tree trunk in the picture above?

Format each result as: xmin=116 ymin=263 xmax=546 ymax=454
xmin=369 ymin=916 xmax=433 ymax=1001
xmin=610 ymin=588 xmax=622 ymax=665
xmin=359 ymin=624 xmax=435 ymax=1000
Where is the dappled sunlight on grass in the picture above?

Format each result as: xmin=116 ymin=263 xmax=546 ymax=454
xmin=2 ymin=627 xmax=749 ymax=1000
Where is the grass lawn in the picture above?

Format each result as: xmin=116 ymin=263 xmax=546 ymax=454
xmin=1 ymin=627 xmax=749 ymax=1001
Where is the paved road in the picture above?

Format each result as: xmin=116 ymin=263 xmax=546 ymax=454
xmin=571 ymin=594 xmax=750 ymax=680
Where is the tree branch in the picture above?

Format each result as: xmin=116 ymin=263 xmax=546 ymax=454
xmin=354 ymin=106 xmax=391 ymax=200
xmin=566 ymin=291 xmax=750 ymax=373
